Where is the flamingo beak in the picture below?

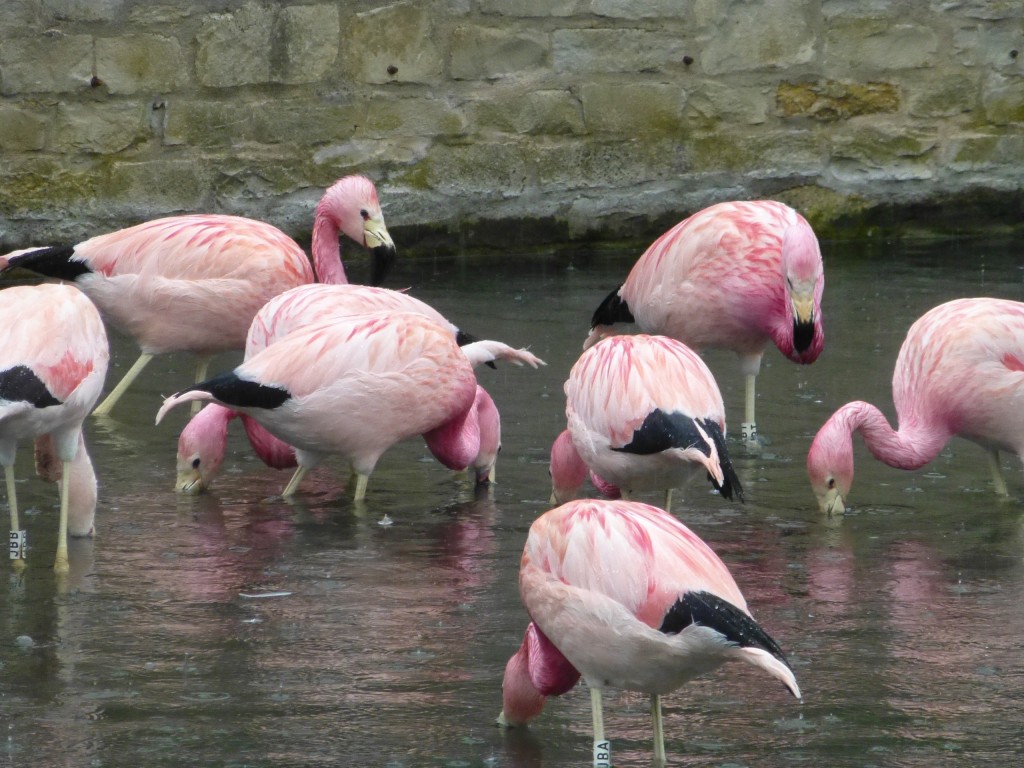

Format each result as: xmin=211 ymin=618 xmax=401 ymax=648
xmin=363 ymin=218 xmax=396 ymax=286
xmin=818 ymin=487 xmax=846 ymax=517
xmin=791 ymin=294 xmax=816 ymax=354
xmin=175 ymin=467 xmax=206 ymax=495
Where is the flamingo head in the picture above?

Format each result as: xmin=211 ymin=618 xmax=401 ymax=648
xmin=316 ymin=175 xmax=396 ymax=285
xmin=498 ymin=622 xmax=580 ymax=728
xmin=806 ymin=416 xmax=853 ymax=516
xmin=549 ymin=429 xmax=587 ymax=504
xmin=781 ymin=216 xmax=824 ymax=364
xmin=471 ymin=386 xmax=501 ymax=485
xmin=175 ymin=404 xmax=236 ymax=494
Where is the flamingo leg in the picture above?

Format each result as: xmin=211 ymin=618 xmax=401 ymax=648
xmin=591 ymin=686 xmax=611 ymax=767
xmin=663 ymin=488 xmax=673 ymax=513
xmin=352 ymin=473 xmax=369 ymax=502
xmin=53 ymin=459 xmax=71 ymax=574
xmin=281 ymin=466 xmax=309 ymax=498
xmin=651 ymin=694 xmax=666 ymax=764
xmin=987 ymin=449 xmax=1009 ymax=496
xmin=191 ymin=355 xmax=214 ymax=416
xmin=93 ymin=353 xmax=154 ymax=417
xmin=7 ymin=464 xmax=26 ymax=570
xmin=742 ymin=373 xmax=758 ymax=446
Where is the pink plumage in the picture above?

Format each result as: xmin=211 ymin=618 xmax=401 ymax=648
xmin=498 ymin=499 xmax=800 ymax=762
xmin=551 ymin=334 xmax=741 ymax=509
xmin=587 ymin=200 xmax=824 ymax=442
xmin=2 ymin=175 xmax=395 ymax=417
xmin=807 ymin=297 xmax=1024 ymax=515
xmin=0 ymin=284 xmax=108 ymax=573
xmin=173 ymin=284 xmax=541 ymax=493
xmin=158 ymin=311 xmax=514 ymax=501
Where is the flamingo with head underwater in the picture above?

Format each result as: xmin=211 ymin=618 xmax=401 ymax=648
xmin=1 ymin=175 xmax=396 ymax=417
xmin=498 ymin=498 xmax=801 ymax=765
xmin=173 ymin=283 xmax=542 ymax=494
xmin=586 ymin=200 xmax=824 ymax=445
xmin=158 ymin=311 xmax=541 ymax=502
xmin=550 ymin=334 xmax=742 ymax=511
xmin=0 ymin=284 xmax=108 ymax=573
xmin=807 ymin=297 xmax=1024 ymax=516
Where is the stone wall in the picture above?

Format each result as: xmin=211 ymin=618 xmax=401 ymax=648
xmin=0 ymin=0 xmax=1021 ymax=251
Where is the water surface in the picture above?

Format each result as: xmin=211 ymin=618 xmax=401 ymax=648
xmin=2 ymin=236 xmax=1023 ymax=767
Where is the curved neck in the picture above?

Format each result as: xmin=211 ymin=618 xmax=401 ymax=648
xmin=424 ymin=405 xmax=479 ymax=471
xmin=311 ymin=214 xmax=348 ymax=284
xmin=838 ymin=401 xmax=951 ymax=471
xmin=241 ymin=415 xmax=297 ymax=470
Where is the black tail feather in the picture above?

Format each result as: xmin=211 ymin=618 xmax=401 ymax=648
xmin=5 ymin=245 xmax=91 ymax=280
xmin=590 ymin=286 xmax=634 ymax=328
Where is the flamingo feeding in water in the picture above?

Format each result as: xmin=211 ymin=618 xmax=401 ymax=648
xmin=497 ymin=499 xmax=801 ymax=765
xmin=1 ymin=175 xmax=396 ymax=417
xmin=551 ymin=334 xmax=742 ymax=511
xmin=0 ymin=284 xmax=108 ymax=573
xmin=173 ymin=284 xmax=542 ymax=493
xmin=807 ymin=297 xmax=1024 ymax=516
xmin=586 ymin=200 xmax=824 ymax=445
xmin=157 ymin=311 xmax=541 ymax=501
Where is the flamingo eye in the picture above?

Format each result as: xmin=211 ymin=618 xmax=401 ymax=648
xmin=360 ymin=209 xmax=370 ymax=221
xmin=827 ymin=477 xmax=835 ymax=489
xmin=192 ymin=457 xmax=201 ymax=469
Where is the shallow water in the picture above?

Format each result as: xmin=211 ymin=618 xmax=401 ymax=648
xmin=2 ymin=236 xmax=1023 ymax=767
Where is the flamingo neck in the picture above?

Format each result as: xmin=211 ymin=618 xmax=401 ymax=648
xmin=424 ymin=405 xmax=480 ymax=471
xmin=834 ymin=401 xmax=950 ymax=471
xmin=311 ymin=213 xmax=349 ymax=285
xmin=241 ymin=415 xmax=297 ymax=470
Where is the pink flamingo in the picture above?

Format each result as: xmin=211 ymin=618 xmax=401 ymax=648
xmin=1 ymin=176 xmax=396 ymax=417
xmin=157 ymin=311 xmax=538 ymax=501
xmin=551 ymin=334 xmax=742 ymax=511
xmin=586 ymin=200 xmax=824 ymax=444
xmin=807 ymin=297 xmax=1024 ymax=516
xmin=173 ymin=284 xmax=542 ymax=493
xmin=498 ymin=499 xmax=801 ymax=764
xmin=0 ymin=284 xmax=108 ymax=573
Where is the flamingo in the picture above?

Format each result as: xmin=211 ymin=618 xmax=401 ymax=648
xmin=157 ymin=312 xmax=539 ymax=501
xmin=586 ymin=200 xmax=824 ymax=445
xmin=497 ymin=499 xmax=801 ymax=765
xmin=0 ymin=284 xmax=108 ymax=573
xmin=551 ymin=334 xmax=742 ymax=511
xmin=1 ymin=175 xmax=396 ymax=417
xmin=172 ymin=284 xmax=542 ymax=493
xmin=807 ymin=297 xmax=1024 ymax=516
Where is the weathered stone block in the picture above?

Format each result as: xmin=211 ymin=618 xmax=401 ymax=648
xmin=278 ymin=4 xmax=340 ymax=84
xmin=982 ymin=73 xmax=1024 ymax=124
xmin=163 ymin=99 xmax=254 ymax=147
xmin=196 ymin=2 xmax=274 ymax=88
xmin=342 ymin=3 xmax=443 ymax=84
xmin=932 ymin=1 xmax=1024 ymax=21
xmin=105 ymin=158 xmax=209 ymax=210
xmin=469 ymin=89 xmax=585 ymax=135
xmin=54 ymin=102 xmax=150 ymax=154
xmin=777 ymin=80 xmax=900 ymax=121
xmin=696 ymin=0 xmax=815 ymax=75
xmin=0 ymin=34 xmax=94 ymax=95
xmin=477 ymin=0 xmax=579 ymax=16
xmin=688 ymin=129 xmax=822 ymax=174
xmin=251 ymin=100 xmax=365 ymax=145
xmin=580 ymin=81 xmax=686 ymax=136
xmin=450 ymin=25 xmax=548 ymax=80
xmin=905 ymin=73 xmax=978 ymax=117
xmin=589 ymin=0 xmax=687 ymax=19
xmin=535 ymin=138 xmax=685 ymax=189
xmin=954 ymin=23 xmax=1024 ymax=71
xmin=363 ymin=98 xmax=467 ymax=138
xmin=420 ymin=141 xmax=532 ymax=194
xmin=43 ymin=0 xmax=123 ymax=22
xmin=945 ymin=131 xmax=1024 ymax=171
xmin=95 ymin=34 xmax=187 ymax=95
xmin=0 ymin=157 xmax=101 ymax=215
xmin=830 ymin=125 xmax=937 ymax=180
xmin=0 ymin=106 xmax=48 ymax=151
xmin=553 ymin=28 xmax=687 ymax=73
xmin=688 ymin=81 xmax=769 ymax=125
xmin=824 ymin=20 xmax=938 ymax=71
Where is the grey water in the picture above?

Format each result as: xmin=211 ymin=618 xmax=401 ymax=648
xmin=2 ymin=236 xmax=1023 ymax=767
